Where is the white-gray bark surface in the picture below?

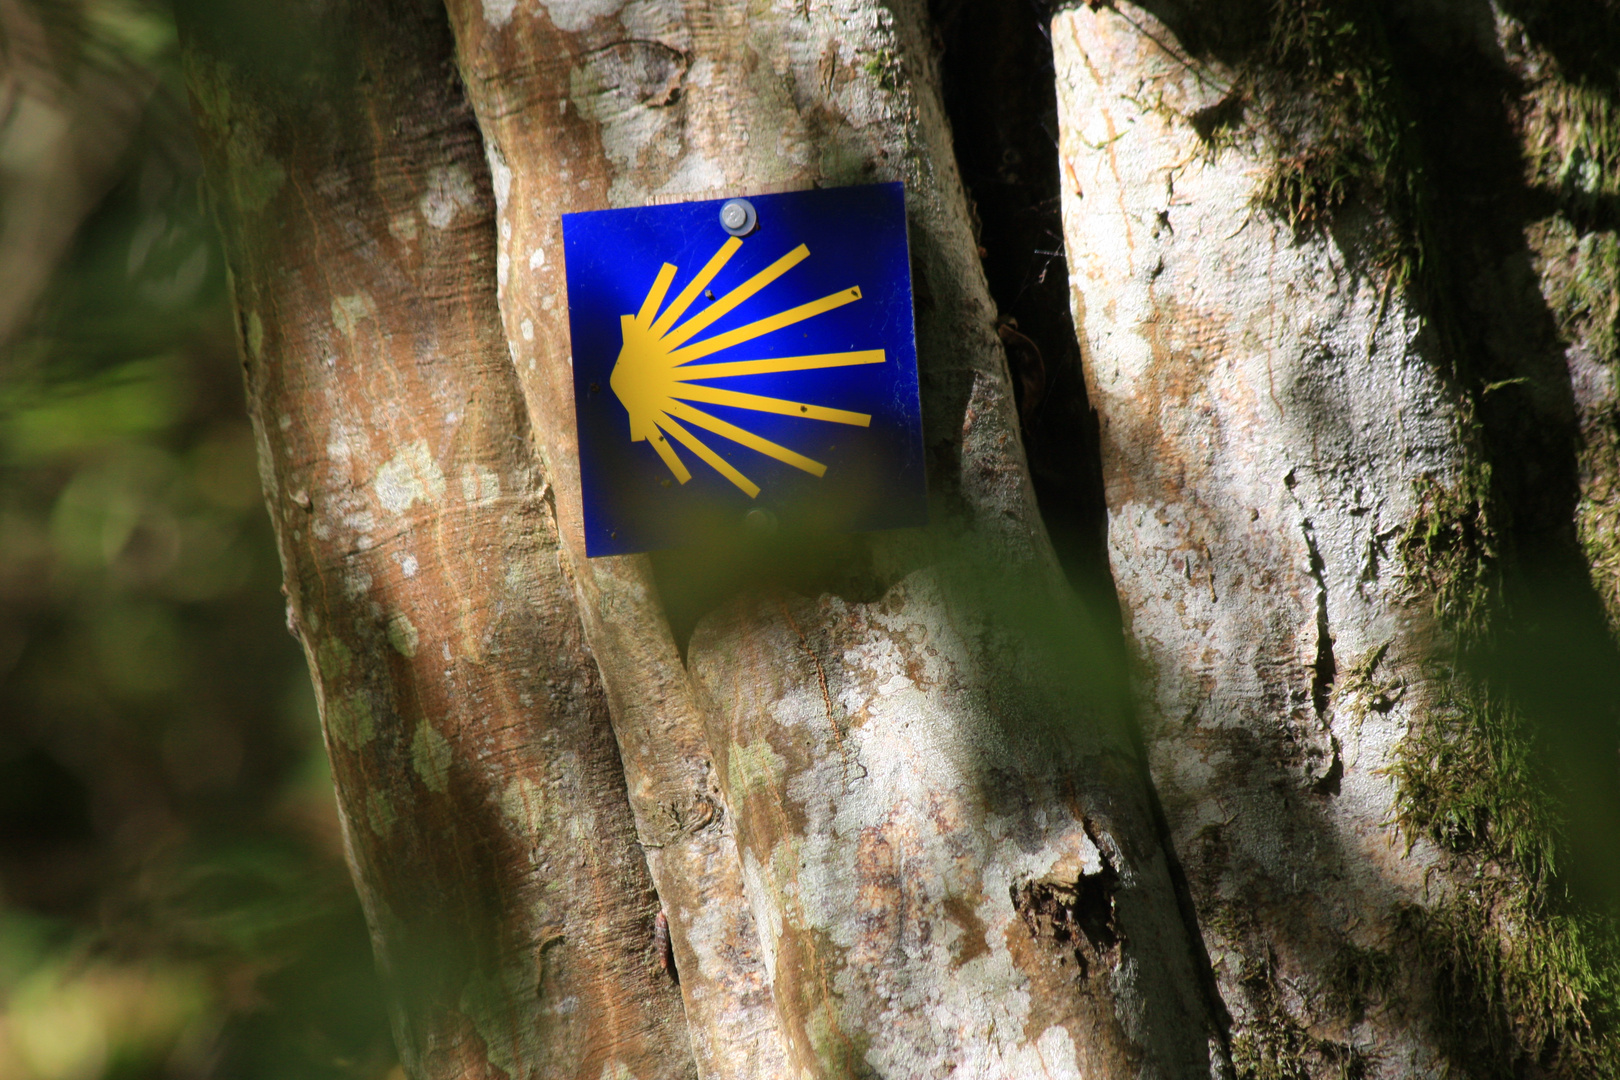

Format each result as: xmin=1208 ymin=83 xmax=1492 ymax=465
xmin=189 ymin=0 xmax=1620 ymax=1075
xmin=445 ymin=0 xmax=1229 ymax=1075
xmin=1054 ymin=4 xmax=1469 ymax=1075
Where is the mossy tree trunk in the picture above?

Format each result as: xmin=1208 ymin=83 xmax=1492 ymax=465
xmin=1052 ymin=1 xmax=1620 ymax=1077
xmin=181 ymin=0 xmax=1229 ymax=1075
xmin=179 ymin=0 xmax=1620 ymax=1077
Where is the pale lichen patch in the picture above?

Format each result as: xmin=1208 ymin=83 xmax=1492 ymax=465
xmin=388 ymin=211 xmax=419 ymax=244
xmin=325 ymin=415 xmax=372 ymax=464
xmin=419 ymin=164 xmax=478 ymax=230
xmin=387 ymin=613 xmax=419 ymax=657
xmin=374 ymin=440 xmax=446 ymax=515
xmin=727 ymin=739 xmax=787 ymax=802
xmin=331 ymin=292 xmax=375 ymax=338
xmin=484 ymin=142 xmax=512 ymax=212
xmin=317 ymin=636 xmax=353 ymax=682
xmin=246 ymin=310 xmax=264 ymax=359
xmin=326 ymin=692 xmax=375 ymax=750
xmin=411 ymin=719 xmax=453 ymax=794
xmin=480 ymin=0 xmax=518 ymax=29
xmin=366 ymin=788 xmax=397 ymax=838
xmin=1031 ymin=1026 xmax=1084 ymax=1079
xmin=460 ymin=464 xmax=501 ymax=504
xmin=540 ymin=0 xmax=623 ymax=33
xmin=234 ymin=149 xmax=286 ymax=214
xmin=504 ymin=558 xmax=536 ymax=599
xmin=500 ymin=776 xmax=541 ymax=830
xmin=568 ymin=41 xmax=689 ymax=209
xmin=655 ymin=151 xmax=726 ymax=197
xmin=343 ymin=567 xmax=372 ymax=599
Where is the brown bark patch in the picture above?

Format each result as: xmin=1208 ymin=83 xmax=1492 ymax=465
xmin=1104 ymin=292 xmax=1237 ymax=512
xmin=940 ymin=892 xmax=989 ymax=968
xmin=422 ymin=1009 xmax=513 ymax=1080
xmin=1011 ymin=859 xmax=1123 ymax=980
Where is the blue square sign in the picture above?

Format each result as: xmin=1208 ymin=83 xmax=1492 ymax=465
xmin=561 ymin=182 xmax=926 ymax=557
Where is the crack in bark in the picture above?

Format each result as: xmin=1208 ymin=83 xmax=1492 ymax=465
xmin=1300 ymin=520 xmax=1338 ymax=720
xmin=1011 ymin=840 xmax=1123 ymax=980
xmin=1300 ymin=518 xmax=1344 ymax=797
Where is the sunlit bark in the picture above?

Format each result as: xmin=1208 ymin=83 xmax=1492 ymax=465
xmin=178 ymin=2 xmax=694 ymax=1076
xmin=442 ymin=1 xmax=1227 ymax=1076
xmin=1054 ymin=3 xmax=1620 ymax=1076
xmin=179 ymin=0 xmax=1620 ymax=1076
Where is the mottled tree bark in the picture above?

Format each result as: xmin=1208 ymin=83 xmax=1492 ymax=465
xmin=443 ymin=1 xmax=1227 ymax=1077
xmin=1057 ymin=13 xmax=1461 ymax=1070
xmin=1054 ymin=2 xmax=1620 ymax=1076
xmin=182 ymin=0 xmax=1620 ymax=1075
xmin=177 ymin=2 xmax=694 ymax=1077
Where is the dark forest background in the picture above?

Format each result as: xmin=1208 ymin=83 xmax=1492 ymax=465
xmin=0 ymin=2 xmax=394 ymax=1076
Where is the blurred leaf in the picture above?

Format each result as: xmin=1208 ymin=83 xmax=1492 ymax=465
xmin=0 ymin=911 xmax=73 ymax=994
xmin=6 ymin=956 xmax=210 ymax=1080
xmin=3 ymin=362 xmax=188 ymax=464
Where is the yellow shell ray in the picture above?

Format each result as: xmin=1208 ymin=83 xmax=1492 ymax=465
xmin=609 ymin=236 xmax=886 ymax=498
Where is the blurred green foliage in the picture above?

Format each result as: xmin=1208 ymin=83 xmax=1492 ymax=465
xmin=0 ymin=2 xmax=393 ymax=1078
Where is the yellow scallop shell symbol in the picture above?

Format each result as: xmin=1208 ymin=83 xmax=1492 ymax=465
xmin=609 ymin=236 xmax=886 ymax=498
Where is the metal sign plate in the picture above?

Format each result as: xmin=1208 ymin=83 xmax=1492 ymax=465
xmin=561 ymin=182 xmax=926 ymax=557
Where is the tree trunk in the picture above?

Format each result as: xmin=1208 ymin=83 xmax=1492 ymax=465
xmin=1053 ymin=1 xmax=1620 ymax=1076
xmin=178 ymin=0 xmax=1620 ymax=1076
xmin=442 ymin=0 xmax=1227 ymax=1076
xmin=177 ymin=2 xmax=694 ymax=1076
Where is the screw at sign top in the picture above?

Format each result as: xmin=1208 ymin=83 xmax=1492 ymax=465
xmin=720 ymin=198 xmax=757 ymax=236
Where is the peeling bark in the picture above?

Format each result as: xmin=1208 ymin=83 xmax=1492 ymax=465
xmin=176 ymin=2 xmax=694 ymax=1077
xmin=445 ymin=0 xmax=1227 ymax=1076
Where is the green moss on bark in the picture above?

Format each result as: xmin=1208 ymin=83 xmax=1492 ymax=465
xmin=1396 ymin=894 xmax=1620 ymax=1078
xmin=1187 ymin=0 xmax=1431 ymax=287
xmin=1397 ymin=473 xmax=1500 ymax=646
xmin=1388 ymin=670 xmax=1555 ymax=881
xmin=1254 ymin=1 xmax=1419 ymax=265
xmin=1517 ymin=30 xmax=1620 ymax=650
xmin=1198 ymin=902 xmax=1375 ymax=1080
xmin=1525 ymin=79 xmax=1620 ymax=226
xmin=1535 ymin=219 xmax=1620 ymax=367
xmin=1227 ymin=949 xmax=1373 ymax=1080
xmin=1393 ymin=472 xmax=1620 ymax=1078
